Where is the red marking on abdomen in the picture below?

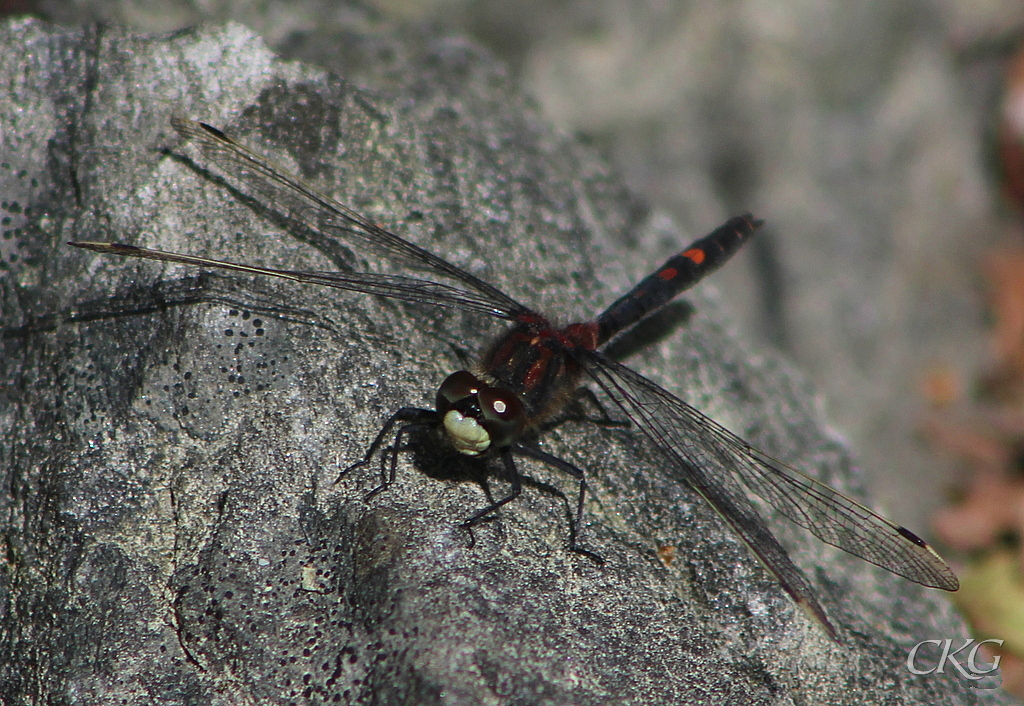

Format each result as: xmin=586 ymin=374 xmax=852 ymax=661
xmin=562 ymin=322 xmax=599 ymax=351
xmin=658 ymin=267 xmax=678 ymax=281
xmin=682 ymin=248 xmax=705 ymax=265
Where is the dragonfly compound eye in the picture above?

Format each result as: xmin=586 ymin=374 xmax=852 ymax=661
xmin=436 ymin=370 xmax=482 ymax=411
xmin=436 ymin=372 xmax=526 ymax=456
xmin=477 ymin=387 xmax=526 ymax=449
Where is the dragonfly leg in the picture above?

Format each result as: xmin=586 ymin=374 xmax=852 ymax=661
xmin=517 ymin=445 xmax=604 ymax=564
xmin=368 ymin=417 xmax=437 ymax=499
xmin=334 ymin=407 xmax=437 ymax=498
xmin=574 ymin=386 xmax=629 ymax=428
xmin=459 ymin=450 xmax=524 ymax=548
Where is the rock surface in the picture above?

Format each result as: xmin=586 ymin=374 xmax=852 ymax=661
xmin=34 ymin=0 xmax=1010 ymax=535
xmin=0 ymin=16 xmax=1003 ymax=706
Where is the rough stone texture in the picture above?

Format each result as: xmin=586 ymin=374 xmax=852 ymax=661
xmin=486 ymin=0 xmax=1003 ymax=545
xmin=0 ymin=15 xmax=1006 ymax=706
xmin=31 ymin=0 xmax=1016 ymax=536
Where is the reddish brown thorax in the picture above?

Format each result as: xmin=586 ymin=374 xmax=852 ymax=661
xmin=478 ymin=315 xmax=599 ymax=428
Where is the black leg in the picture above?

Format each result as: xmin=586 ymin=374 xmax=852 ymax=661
xmin=334 ymin=407 xmax=438 ymax=498
xmin=367 ymin=418 xmax=435 ymax=499
xmin=575 ymin=386 xmax=629 ymax=428
xmin=517 ymin=444 xmax=604 ymax=564
xmin=460 ymin=449 xmax=523 ymax=537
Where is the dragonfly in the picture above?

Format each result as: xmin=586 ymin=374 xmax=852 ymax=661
xmin=70 ymin=117 xmax=958 ymax=641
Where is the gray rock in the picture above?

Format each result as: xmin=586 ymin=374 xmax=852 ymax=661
xmin=500 ymin=0 xmax=998 ymax=548
xmin=34 ymin=0 xmax=1000 ymax=558
xmin=0 ymin=17 xmax=1000 ymax=706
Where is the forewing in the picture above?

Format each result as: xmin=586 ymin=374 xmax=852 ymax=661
xmin=577 ymin=350 xmax=958 ymax=593
xmin=170 ymin=118 xmax=529 ymax=319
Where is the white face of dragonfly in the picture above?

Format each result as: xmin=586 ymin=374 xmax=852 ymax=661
xmin=443 ymin=409 xmax=491 ymax=456
xmin=435 ymin=370 xmax=527 ymax=457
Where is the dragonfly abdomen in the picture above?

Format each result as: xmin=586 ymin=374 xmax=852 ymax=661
xmin=595 ymin=214 xmax=762 ymax=345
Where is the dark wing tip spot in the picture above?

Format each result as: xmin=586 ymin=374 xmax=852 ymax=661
xmin=896 ymin=525 xmax=928 ymax=548
xmin=198 ymin=121 xmax=227 ymax=139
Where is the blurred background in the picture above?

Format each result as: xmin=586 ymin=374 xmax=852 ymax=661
xmin=6 ymin=0 xmax=1024 ymax=689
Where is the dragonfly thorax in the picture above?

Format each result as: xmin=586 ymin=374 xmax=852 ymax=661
xmin=480 ymin=319 xmax=598 ymax=425
xmin=436 ymin=371 xmax=527 ymax=456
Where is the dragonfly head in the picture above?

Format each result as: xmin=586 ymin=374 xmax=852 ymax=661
xmin=436 ymin=371 xmax=526 ymax=456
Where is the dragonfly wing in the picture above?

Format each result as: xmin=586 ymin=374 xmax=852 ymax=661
xmin=68 ymin=242 xmax=524 ymax=319
xmin=290 ymin=270 xmax=523 ymax=319
xmin=577 ymin=349 xmax=958 ymax=591
xmin=170 ymin=117 xmax=530 ymax=319
xmin=576 ymin=350 xmax=839 ymax=636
